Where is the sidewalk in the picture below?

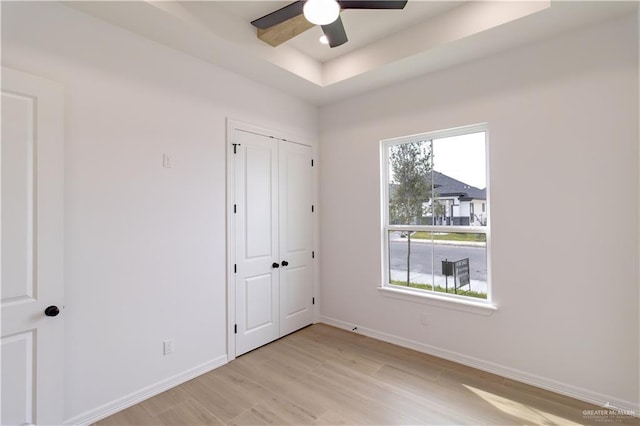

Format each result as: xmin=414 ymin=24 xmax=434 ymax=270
xmin=390 ymin=269 xmax=487 ymax=294
xmin=390 ymin=236 xmax=486 ymax=247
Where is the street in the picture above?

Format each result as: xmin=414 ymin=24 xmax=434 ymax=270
xmin=389 ymin=239 xmax=487 ymax=281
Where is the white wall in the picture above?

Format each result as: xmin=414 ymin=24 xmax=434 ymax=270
xmin=2 ymin=2 xmax=318 ymax=422
xmin=3 ymin=0 xmax=638 ymax=420
xmin=319 ymin=12 xmax=639 ymax=411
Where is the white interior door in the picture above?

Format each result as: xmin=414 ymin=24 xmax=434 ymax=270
xmin=1 ymin=67 xmax=64 ymax=425
xmin=234 ymin=130 xmax=280 ymax=356
xmin=278 ymin=142 xmax=313 ymax=336
xmin=233 ymin=128 xmax=313 ymax=356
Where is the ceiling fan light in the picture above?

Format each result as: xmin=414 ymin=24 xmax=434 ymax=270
xmin=303 ymin=0 xmax=340 ymax=26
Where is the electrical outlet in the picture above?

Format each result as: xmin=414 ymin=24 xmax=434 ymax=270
xmin=163 ymin=339 xmax=174 ymax=355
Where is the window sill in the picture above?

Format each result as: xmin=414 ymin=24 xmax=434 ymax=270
xmin=377 ymin=285 xmax=497 ymax=316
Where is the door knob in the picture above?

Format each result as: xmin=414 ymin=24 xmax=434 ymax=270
xmin=272 ymin=262 xmax=280 ymax=268
xmin=281 ymin=260 xmax=289 ymax=267
xmin=44 ymin=305 xmax=60 ymax=317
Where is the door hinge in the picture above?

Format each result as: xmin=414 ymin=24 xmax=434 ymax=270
xmin=234 ymin=204 xmax=237 ymax=213
xmin=312 ymin=297 xmax=315 ymax=305
xmin=234 ymin=264 xmax=237 ymax=273
xmin=232 ymin=143 xmax=241 ymax=154
xmin=311 ymin=205 xmax=314 ymax=213
xmin=311 ymin=159 xmax=314 ymax=167
xmin=312 ymin=251 xmax=315 ymax=259
xmin=234 ymin=324 xmax=237 ymax=334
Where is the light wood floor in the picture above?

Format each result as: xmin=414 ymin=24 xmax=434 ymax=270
xmin=96 ymin=324 xmax=638 ymax=425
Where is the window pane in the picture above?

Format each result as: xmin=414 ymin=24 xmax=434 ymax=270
xmin=433 ymin=232 xmax=487 ymax=299
xmin=383 ymin=125 xmax=489 ymax=302
xmin=431 ymin=132 xmax=487 ymax=226
xmin=388 ymin=140 xmax=433 ymax=225
xmin=388 ymin=231 xmax=434 ymax=291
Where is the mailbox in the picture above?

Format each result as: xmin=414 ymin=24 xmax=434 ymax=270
xmin=441 ymin=260 xmax=454 ymax=277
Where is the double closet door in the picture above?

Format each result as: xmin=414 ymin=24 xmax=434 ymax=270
xmin=233 ymin=129 xmax=313 ymax=356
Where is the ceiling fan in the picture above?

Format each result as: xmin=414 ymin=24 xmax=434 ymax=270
xmin=251 ymin=0 xmax=408 ymax=48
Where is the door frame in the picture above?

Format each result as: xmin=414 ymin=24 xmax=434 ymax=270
xmin=225 ymin=118 xmax=318 ymax=361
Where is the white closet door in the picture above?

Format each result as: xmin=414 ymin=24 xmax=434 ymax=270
xmin=1 ymin=67 xmax=64 ymax=425
xmin=234 ymin=130 xmax=280 ymax=356
xmin=233 ymin=128 xmax=313 ymax=356
xmin=278 ymin=142 xmax=313 ymax=336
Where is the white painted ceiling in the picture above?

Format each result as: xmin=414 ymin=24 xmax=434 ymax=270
xmin=66 ymin=1 xmax=637 ymax=106
xmin=213 ymin=1 xmax=465 ymax=63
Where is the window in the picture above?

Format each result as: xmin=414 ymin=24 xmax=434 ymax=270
xmin=381 ymin=124 xmax=489 ymax=303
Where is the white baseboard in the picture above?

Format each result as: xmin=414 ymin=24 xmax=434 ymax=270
xmin=319 ymin=315 xmax=639 ymax=416
xmin=64 ymin=355 xmax=228 ymax=426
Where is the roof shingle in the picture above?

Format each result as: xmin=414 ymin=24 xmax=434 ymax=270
xmin=432 ymin=171 xmax=486 ymax=200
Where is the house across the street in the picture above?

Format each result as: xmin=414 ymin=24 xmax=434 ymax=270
xmin=425 ymin=171 xmax=487 ymax=226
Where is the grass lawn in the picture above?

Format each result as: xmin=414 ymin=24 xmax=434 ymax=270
xmin=391 ymin=280 xmax=487 ymax=299
xmin=410 ymin=232 xmax=486 ymax=242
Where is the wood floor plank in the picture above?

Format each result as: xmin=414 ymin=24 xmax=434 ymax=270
xmin=308 ymin=359 xmax=475 ymax=425
xmin=156 ymin=399 xmax=225 ymax=426
xmin=94 ymin=403 xmax=158 ymax=426
xmin=95 ymin=324 xmax=638 ymax=426
xmin=437 ymin=367 xmax=592 ymax=424
xmin=227 ymin=356 xmax=334 ymax=419
xmin=314 ymin=328 xmax=446 ymax=383
xmin=312 ymin=409 xmax=355 ymax=425
xmin=225 ymin=408 xmax=269 ymax=426
xmin=280 ymin=333 xmax=384 ymax=376
xmin=205 ymin=364 xmax=273 ymax=404
xmin=373 ymin=363 xmax=528 ymax=425
xmin=261 ymin=337 xmax=325 ymax=373
xmin=178 ymin=375 xmax=255 ymax=422
xmin=293 ymin=366 xmax=425 ymax=425
xmin=229 ymin=396 xmax=318 ymax=425
xmin=138 ymin=386 xmax=191 ymax=417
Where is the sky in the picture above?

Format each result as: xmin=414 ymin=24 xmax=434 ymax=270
xmin=432 ymin=132 xmax=486 ymax=189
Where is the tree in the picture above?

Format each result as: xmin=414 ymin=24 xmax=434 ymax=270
xmin=389 ymin=141 xmax=433 ymax=225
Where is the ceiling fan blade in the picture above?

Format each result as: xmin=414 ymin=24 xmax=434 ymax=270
xmin=338 ymin=0 xmax=408 ymax=9
xmin=251 ymin=1 xmax=305 ymax=30
xmin=321 ymin=16 xmax=348 ymax=48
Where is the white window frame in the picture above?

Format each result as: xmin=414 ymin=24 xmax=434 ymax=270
xmin=379 ymin=123 xmax=496 ymax=314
